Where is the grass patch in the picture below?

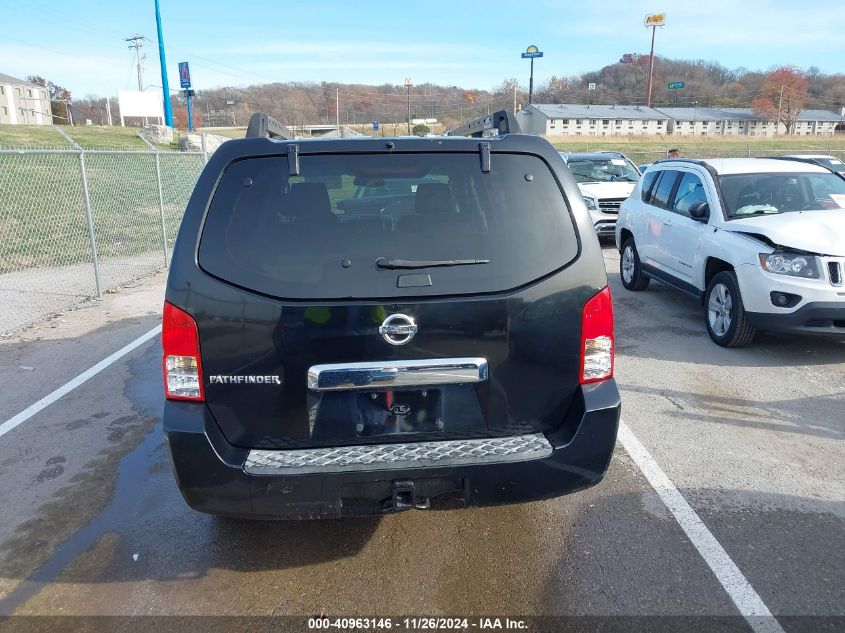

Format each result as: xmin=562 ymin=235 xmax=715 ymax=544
xmin=200 ymin=127 xmax=246 ymax=139
xmin=0 ymin=124 xmax=66 ymax=148
xmin=550 ymin=135 xmax=845 ymax=165
xmin=0 ymin=124 xmax=183 ymax=149
xmin=57 ymin=125 xmax=148 ymax=149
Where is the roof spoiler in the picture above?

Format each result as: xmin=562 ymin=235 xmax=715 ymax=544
xmin=447 ymin=110 xmax=521 ymax=137
xmin=246 ymin=112 xmax=295 ymax=140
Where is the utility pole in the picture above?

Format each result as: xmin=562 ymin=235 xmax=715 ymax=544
xmin=404 ymin=77 xmax=413 ymax=134
xmin=776 ymin=83 xmax=784 ymax=135
xmin=105 ymin=95 xmax=113 ymax=126
xmin=336 ymin=88 xmax=341 ymax=137
xmin=153 ymin=0 xmax=174 ymax=127
xmin=126 ymin=35 xmax=145 ymax=91
xmin=513 ymin=82 xmax=517 ymax=115
xmin=126 ymin=34 xmax=148 ymax=126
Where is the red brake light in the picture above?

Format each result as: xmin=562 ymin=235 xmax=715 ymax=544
xmin=162 ymin=301 xmax=205 ymax=401
xmin=580 ymin=286 xmax=614 ymax=384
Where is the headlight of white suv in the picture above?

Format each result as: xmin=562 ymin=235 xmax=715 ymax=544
xmin=759 ymin=252 xmax=820 ymax=279
xmin=583 ymin=196 xmax=599 ymax=211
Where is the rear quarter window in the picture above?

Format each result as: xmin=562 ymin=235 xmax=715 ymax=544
xmin=198 ymin=152 xmax=580 ymax=299
xmin=650 ymin=170 xmax=680 ymax=209
xmin=640 ymin=170 xmax=659 ymax=202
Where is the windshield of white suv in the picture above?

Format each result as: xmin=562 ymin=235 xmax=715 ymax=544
xmin=818 ymin=158 xmax=845 ymax=173
xmin=566 ymin=157 xmax=640 ymax=184
xmin=720 ymin=172 xmax=845 ymax=219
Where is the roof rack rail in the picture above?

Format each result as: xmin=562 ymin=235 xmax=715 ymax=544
xmin=246 ymin=112 xmax=295 ymax=140
xmin=652 ymin=157 xmax=708 ymax=167
xmin=652 ymin=157 xmax=721 ymax=181
xmin=447 ymin=110 xmax=522 ymax=137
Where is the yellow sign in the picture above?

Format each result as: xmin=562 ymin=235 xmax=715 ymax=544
xmin=645 ymin=13 xmax=666 ymax=27
xmin=526 ymin=45 xmax=539 ymax=54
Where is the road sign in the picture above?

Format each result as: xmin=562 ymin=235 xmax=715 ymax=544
xmin=373 ymin=121 xmax=379 ymax=131
xmin=178 ymin=62 xmax=191 ymax=89
xmin=668 ymin=81 xmax=685 ymax=90
xmin=588 ymin=83 xmax=596 ymax=91
xmin=521 ymin=44 xmax=543 ymax=59
xmin=645 ymin=13 xmax=666 ymax=27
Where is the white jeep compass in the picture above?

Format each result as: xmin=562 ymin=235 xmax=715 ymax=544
xmin=615 ymin=157 xmax=845 ymax=347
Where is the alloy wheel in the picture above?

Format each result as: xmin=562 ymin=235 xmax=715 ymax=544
xmin=707 ymin=282 xmax=733 ymax=337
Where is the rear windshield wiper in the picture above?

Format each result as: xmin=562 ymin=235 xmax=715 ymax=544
xmin=376 ymin=257 xmax=490 ymax=270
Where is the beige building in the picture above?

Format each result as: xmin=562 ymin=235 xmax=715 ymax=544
xmin=0 ymin=72 xmax=53 ymax=125
xmin=517 ymin=103 xmax=843 ymax=138
xmin=656 ymin=107 xmax=841 ymax=137
xmin=517 ymin=104 xmax=669 ymax=136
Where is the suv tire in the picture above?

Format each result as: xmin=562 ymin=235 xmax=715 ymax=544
xmin=704 ymin=271 xmax=756 ymax=347
xmin=620 ymin=238 xmax=650 ymax=291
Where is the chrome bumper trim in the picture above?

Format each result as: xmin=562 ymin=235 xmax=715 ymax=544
xmin=307 ymin=357 xmax=488 ymax=391
xmin=244 ymin=433 xmax=553 ymax=475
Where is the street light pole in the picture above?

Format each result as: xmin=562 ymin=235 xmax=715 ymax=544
xmin=529 ymin=58 xmax=535 ymax=104
xmin=154 ymin=0 xmax=174 ymax=127
xmin=404 ymin=77 xmax=413 ymax=134
xmin=521 ymin=45 xmax=543 ymax=105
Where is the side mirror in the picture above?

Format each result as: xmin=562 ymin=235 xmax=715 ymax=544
xmin=688 ymin=201 xmax=710 ymax=221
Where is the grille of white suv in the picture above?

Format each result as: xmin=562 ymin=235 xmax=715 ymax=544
xmin=828 ymin=260 xmax=843 ymax=287
xmin=598 ymin=198 xmax=627 ymax=214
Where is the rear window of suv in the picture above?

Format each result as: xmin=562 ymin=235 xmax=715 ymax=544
xmin=198 ymin=152 xmax=579 ymax=299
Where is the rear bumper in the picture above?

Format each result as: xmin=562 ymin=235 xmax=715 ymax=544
xmin=164 ymin=380 xmax=621 ymax=519
xmin=746 ymin=302 xmax=845 ymax=335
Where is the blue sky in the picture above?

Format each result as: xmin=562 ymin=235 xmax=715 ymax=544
xmin=2 ymin=0 xmax=844 ymax=98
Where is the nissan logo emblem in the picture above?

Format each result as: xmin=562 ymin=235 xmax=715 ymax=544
xmin=378 ymin=313 xmax=417 ymax=346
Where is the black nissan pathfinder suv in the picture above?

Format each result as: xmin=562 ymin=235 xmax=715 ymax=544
xmin=162 ymin=111 xmax=620 ymax=519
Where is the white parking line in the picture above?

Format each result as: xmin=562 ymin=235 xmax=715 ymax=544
xmin=0 ymin=325 xmax=161 ymax=440
xmin=617 ymin=421 xmax=785 ymax=633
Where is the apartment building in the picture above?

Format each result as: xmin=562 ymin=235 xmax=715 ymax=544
xmin=0 ymin=73 xmax=53 ymax=125
xmin=517 ymin=104 xmax=669 ymax=137
xmin=517 ymin=103 xmax=842 ymax=137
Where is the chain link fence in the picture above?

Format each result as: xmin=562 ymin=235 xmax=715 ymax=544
xmin=0 ymin=145 xmax=206 ymax=336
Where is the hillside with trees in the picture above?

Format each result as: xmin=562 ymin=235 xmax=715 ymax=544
xmin=65 ymin=56 xmax=844 ymax=129
xmin=534 ymin=56 xmax=844 ymax=112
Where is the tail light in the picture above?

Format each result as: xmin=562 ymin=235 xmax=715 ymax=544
xmin=162 ymin=302 xmax=205 ymax=401
xmin=580 ymin=286 xmax=614 ymax=384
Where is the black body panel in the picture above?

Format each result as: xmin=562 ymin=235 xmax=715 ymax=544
xmin=164 ymin=380 xmax=621 ymax=519
xmin=163 ymin=132 xmax=618 ymax=517
xmin=166 ymin=134 xmax=608 ymax=449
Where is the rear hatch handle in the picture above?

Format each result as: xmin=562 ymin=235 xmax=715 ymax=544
xmin=308 ymin=358 xmax=489 ymax=391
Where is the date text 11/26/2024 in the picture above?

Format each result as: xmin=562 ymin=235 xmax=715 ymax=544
xmin=308 ymin=618 xmax=528 ymax=630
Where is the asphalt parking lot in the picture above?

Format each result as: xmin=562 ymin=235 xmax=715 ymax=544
xmin=0 ymin=247 xmax=842 ymax=632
